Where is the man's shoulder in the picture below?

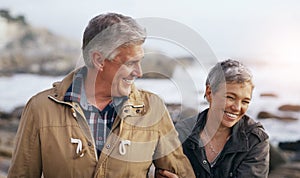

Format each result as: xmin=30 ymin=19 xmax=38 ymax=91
xmin=136 ymin=88 xmax=159 ymax=97
xmin=26 ymin=87 xmax=56 ymax=108
xmin=133 ymin=88 xmax=164 ymax=103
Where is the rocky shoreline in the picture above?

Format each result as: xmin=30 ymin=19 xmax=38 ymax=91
xmin=0 ymin=118 xmax=17 ymax=177
xmin=1 ymin=103 xmax=300 ymax=177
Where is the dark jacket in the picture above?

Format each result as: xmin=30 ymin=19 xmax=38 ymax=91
xmin=175 ymin=109 xmax=269 ymax=178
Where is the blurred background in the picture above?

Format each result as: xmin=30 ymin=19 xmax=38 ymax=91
xmin=0 ymin=0 xmax=300 ymax=177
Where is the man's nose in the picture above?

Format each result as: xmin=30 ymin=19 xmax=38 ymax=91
xmin=133 ymin=62 xmax=143 ymax=77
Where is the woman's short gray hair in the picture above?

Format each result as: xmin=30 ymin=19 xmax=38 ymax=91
xmin=82 ymin=13 xmax=146 ymax=67
xmin=205 ymin=59 xmax=254 ymax=93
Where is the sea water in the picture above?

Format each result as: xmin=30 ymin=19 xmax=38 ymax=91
xmin=1 ymin=63 xmax=300 ymax=145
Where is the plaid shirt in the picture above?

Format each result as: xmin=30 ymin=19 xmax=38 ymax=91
xmin=64 ymin=67 xmax=126 ymax=154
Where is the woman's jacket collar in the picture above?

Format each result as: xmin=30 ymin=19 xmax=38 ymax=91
xmin=186 ymin=109 xmax=261 ymax=153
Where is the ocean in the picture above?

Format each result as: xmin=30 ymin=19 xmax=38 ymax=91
xmin=1 ymin=63 xmax=300 ymax=146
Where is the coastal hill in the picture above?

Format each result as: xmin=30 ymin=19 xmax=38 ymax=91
xmin=0 ymin=9 xmax=196 ymax=78
xmin=0 ymin=9 xmax=80 ymax=76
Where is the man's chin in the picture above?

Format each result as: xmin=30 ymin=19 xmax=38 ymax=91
xmin=112 ymin=89 xmax=131 ymax=97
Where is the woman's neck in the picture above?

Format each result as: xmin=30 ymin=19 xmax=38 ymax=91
xmin=205 ymin=109 xmax=231 ymax=138
xmin=202 ymin=110 xmax=232 ymax=163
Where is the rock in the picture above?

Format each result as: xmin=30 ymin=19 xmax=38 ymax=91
xmin=0 ymin=147 xmax=12 ymax=158
xmin=260 ymin=93 xmax=278 ymax=97
xmin=268 ymin=162 xmax=300 ymax=178
xmin=292 ymin=152 xmax=300 ymax=162
xmin=279 ymin=140 xmax=300 ymax=152
xmin=0 ymin=156 xmax=11 ymax=178
xmin=142 ymin=49 xmax=196 ymax=79
xmin=269 ymin=144 xmax=287 ymax=171
xmin=0 ymin=130 xmax=16 ymax=158
xmin=10 ymin=106 xmax=24 ymax=119
xmin=166 ymin=104 xmax=198 ymax=123
xmin=269 ymin=143 xmax=300 ymax=177
xmin=0 ymin=112 xmax=11 ymax=120
xmin=0 ymin=106 xmax=24 ymax=120
xmin=142 ymin=52 xmax=176 ymax=78
xmin=257 ymin=111 xmax=277 ymax=119
xmin=0 ymin=117 xmax=19 ymax=132
xmin=278 ymin=104 xmax=300 ymax=112
xmin=257 ymin=111 xmax=298 ymax=122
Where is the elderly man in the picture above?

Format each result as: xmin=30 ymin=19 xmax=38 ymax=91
xmin=8 ymin=13 xmax=195 ymax=178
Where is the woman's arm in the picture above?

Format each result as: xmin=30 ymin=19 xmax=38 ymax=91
xmin=236 ymin=139 xmax=270 ymax=178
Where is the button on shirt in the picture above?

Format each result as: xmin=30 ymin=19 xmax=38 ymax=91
xmin=64 ymin=67 xmax=127 ymax=155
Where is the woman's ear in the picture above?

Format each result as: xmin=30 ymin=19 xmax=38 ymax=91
xmin=92 ymin=51 xmax=104 ymax=71
xmin=205 ymin=85 xmax=212 ymax=102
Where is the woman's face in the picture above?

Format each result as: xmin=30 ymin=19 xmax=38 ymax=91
xmin=206 ymin=82 xmax=253 ymax=128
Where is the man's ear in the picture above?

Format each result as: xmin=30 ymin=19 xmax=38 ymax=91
xmin=205 ymin=85 xmax=212 ymax=102
xmin=92 ymin=51 xmax=104 ymax=71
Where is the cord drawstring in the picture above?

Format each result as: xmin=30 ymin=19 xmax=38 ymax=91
xmin=117 ymin=103 xmax=144 ymax=156
xmin=71 ymin=138 xmax=85 ymax=158
xmin=118 ymin=118 xmax=131 ymax=155
xmin=119 ymin=140 xmax=131 ymax=155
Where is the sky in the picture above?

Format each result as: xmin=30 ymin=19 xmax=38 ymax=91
xmin=1 ymin=0 xmax=300 ymax=64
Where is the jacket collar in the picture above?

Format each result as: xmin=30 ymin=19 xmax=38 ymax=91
xmin=48 ymin=67 xmax=147 ymax=123
xmin=187 ymin=109 xmax=249 ymax=153
xmin=188 ymin=109 xmax=208 ymax=146
xmin=48 ymin=68 xmax=78 ymax=102
xmin=224 ymin=119 xmax=248 ymax=153
xmin=114 ymin=84 xmax=145 ymax=119
xmin=48 ymin=67 xmax=141 ymax=107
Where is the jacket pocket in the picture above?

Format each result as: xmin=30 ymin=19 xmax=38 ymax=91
xmin=110 ymin=125 xmax=159 ymax=162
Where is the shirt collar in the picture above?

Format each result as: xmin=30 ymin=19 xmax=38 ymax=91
xmin=64 ymin=66 xmax=128 ymax=110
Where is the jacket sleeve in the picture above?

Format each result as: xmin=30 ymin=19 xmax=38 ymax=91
xmin=152 ymin=106 xmax=196 ymax=178
xmin=8 ymin=97 xmax=43 ymax=178
xmin=235 ymin=134 xmax=270 ymax=178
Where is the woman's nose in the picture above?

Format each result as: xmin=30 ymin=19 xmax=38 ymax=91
xmin=232 ymin=101 xmax=241 ymax=111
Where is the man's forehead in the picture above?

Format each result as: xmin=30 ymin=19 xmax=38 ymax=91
xmin=117 ymin=45 xmax=144 ymax=60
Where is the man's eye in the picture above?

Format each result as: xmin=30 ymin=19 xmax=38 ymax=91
xmin=125 ymin=62 xmax=134 ymax=66
xmin=125 ymin=61 xmax=140 ymax=67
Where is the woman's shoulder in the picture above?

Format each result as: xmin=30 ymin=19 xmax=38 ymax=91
xmin=175 ymin=114 xmax=198 ymax=143
xmin=241 ymin=115 xmax=269 ymax=142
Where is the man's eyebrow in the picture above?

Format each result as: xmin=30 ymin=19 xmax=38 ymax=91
xmin=129 ymin=55 xmax=144 ymax=61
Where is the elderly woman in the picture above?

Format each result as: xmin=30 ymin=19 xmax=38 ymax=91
xmin=158 ymin=59 xmax=269 ymax=178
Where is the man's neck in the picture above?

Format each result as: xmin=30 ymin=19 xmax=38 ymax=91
xmin=84 ymin=68 xmax=112 ymax=110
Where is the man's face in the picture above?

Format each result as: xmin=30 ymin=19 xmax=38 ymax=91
xmin=100 ymin=44 xmax=144 ymax=97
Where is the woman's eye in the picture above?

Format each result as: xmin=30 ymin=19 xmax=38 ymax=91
xmin=242 ymin=100 xmax=250 ymax=104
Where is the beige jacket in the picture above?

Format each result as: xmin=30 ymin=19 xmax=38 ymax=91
xmin=8 ymin=69 xmax=195 ymax=178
